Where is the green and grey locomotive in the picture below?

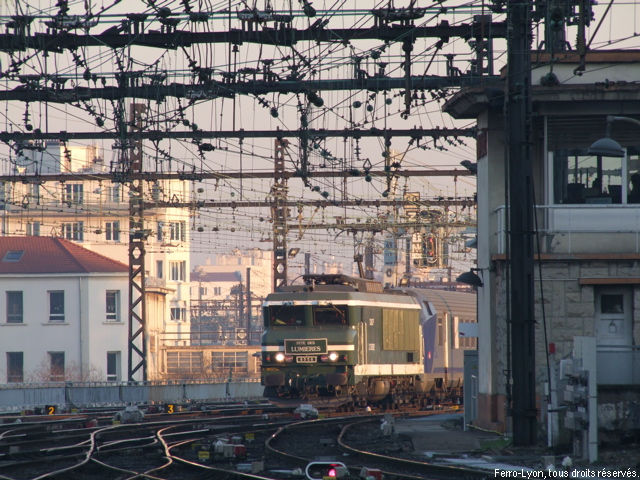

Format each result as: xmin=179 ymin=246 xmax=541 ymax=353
xmin=261 ymin=274 xmax=461 ymax=405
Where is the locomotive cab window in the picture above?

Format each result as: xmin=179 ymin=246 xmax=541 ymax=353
xmin=266 ymin=305 xmax=305 ymax=326
xmin=313 ymin=305 xmax=348 ymax=326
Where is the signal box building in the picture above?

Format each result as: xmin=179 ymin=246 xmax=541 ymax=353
xmin=444 ymin=51 xmax=640 ymax=436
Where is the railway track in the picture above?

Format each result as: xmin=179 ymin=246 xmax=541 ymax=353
xmin=265 ymin=412 xmax=490 ymax=480
xmin=0 ymin=402 xmax=489 ymax=480
xmin=0 ymin=404 xmax=289 ymax=480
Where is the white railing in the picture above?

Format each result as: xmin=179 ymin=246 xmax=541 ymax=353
xmin=494 ymin=204 xmax=640 ymax=254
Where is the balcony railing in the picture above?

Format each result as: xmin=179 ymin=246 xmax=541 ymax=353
xmin=494 ymin=204 xmax=640 ymax=255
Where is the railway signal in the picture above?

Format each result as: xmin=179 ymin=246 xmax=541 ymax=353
xmin=305 ymin=461 xmax=348 ymax=480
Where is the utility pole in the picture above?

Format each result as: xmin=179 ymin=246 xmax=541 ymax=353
xmin=246 ymin=267 xmax=251 ymax=344
xmin=127 ymin=102 xmax=147 ymax=382
xmin=506 ymin=0 xmax=536 ymax=445
xmin=197 ymin=272 xmax=203 ymax=346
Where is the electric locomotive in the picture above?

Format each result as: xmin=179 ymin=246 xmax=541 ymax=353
xmin=261 ymin=274 xmax=457 ymax=404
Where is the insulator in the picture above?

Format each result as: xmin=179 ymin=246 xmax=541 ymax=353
xmin=303 ymin=4 xmax=316 ymax=17
xmin=307 ymin=91 xmax=324 ymax=108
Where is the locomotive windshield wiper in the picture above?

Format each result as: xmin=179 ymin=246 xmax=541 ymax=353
xmin=322 ymin=303 xmax=346 ymax=324
xmin=328 ymin=303 xmax=344 ymax=318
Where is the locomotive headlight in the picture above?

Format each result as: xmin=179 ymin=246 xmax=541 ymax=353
xmin=328 ymin=352 xmax=339 ymax=362
xmin=274 ymin=352 xmax=285 ymax=362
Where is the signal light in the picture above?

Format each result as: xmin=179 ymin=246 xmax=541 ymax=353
xmin=305 ymin=461 xmax=347 ymax=480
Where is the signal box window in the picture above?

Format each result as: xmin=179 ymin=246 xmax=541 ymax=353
xmin=313 ymin=305 xmax=348 ymax=326
xmin=552 ymin=149 xmax=640 ymax=204
xmin=266 ymin=305 xmax=305 ymax=326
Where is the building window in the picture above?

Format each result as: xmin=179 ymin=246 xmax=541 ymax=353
xmin=169 ymin=221 xmax=186 ymax=241
xmin=169 ymin=261 xmax=186 ymax=281
xmin=105 ymin=221 xmax=120 ymax=242
xmin=107 ymin=351 xmax=120 ymax=382
xmin=166 ymin=351 xmax=203 ymax=375
xmin=552 ymin=149 xmax=640 ymax=204
xmin=170 ymin=307 xmax=186 ymax=321
xmin=49 ymin=291 xmax=65 ymax=322
xmin=156 ymin=260 xmax=163 ymax=279
xmin=64 ymin=183 xmax=84 ymax=204
xmin=62 ymin=222 xmax=84 ymax=241
xmin=110 ymin=185 xmax=120 ymax=203
xmin=157 ymin=221 xmax=164 ymax=242
xmin=49 ymin=352 xmax=65 ymax=381
xmin=106 ymin=290 xmax=120 ymax=322
xmin=213 ymin=287 xmax=221 ymax=295
xmin=27 ymin=221 xmax=40 ymax=236
xmin=6 ymin=291 xmax=23 ymax=323
xmin=30 ymin=183 xmax=40 ymax=203
xmin=211 ymin=351 xmax=248 ymax=374
xmin=7 ymin=352 xmax=23 ymax=383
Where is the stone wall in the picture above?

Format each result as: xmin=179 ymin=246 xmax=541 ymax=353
xmin=598 ymin=386 xmax=640 ymax=439
xmin=489 ymin=258 xmax=639 ymax=435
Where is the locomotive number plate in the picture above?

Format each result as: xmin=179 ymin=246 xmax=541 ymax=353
xmin=285 ymin=338 xmax=327 ymax=355
xmin=295 ymin=356 xmax=317 ymax=363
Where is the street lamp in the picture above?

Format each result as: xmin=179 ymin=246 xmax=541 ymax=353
xmin=588 ymin=115 xmax=640 ymax=157
xmin=456 ymin=268 xmax=483 ymax=287
xmin=460 ymin=160 xmax=478 ymax=174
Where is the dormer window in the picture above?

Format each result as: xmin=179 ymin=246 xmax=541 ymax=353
xmin=2 ymin=250 xmax=23 ymax=262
